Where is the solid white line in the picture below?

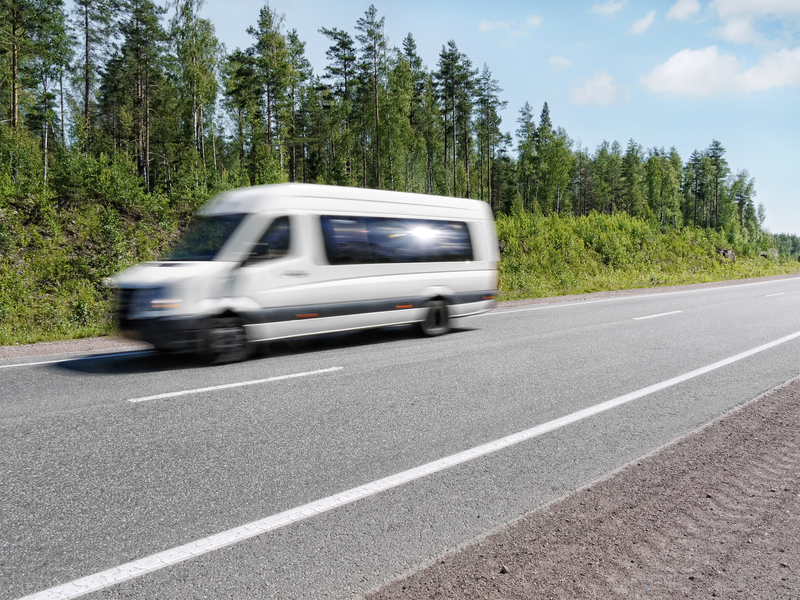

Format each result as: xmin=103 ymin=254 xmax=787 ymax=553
xmin=633 ymin=310 xmax=683 ymax=321
xmin=17 ymin=329 xmax=800 ymax=600
xmin=472 ymin=277 xmax=800 ymax=318
xmin=126 ymin=367 xmax=344 ymax=403
xmin=0 ymin=351 xmax=152 ymax=370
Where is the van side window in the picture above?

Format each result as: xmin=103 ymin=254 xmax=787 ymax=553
xmin=321 ymin=215 xmax=473 ymax=265
xmin=249 ymin=216 xmax=291 ymax=262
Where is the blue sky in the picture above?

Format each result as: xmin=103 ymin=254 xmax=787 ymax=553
xmin=202 ymin=1 xmax=799 ymax=235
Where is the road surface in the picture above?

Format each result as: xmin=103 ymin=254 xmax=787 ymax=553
xmin=2 ymin=276 xmax=799 ymax=599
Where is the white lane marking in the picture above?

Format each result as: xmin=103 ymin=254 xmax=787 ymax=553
xmin=0 ymin=351 xmax=152 ymax=370
xmin=471 ymin=277 xmax=800 ymax=318
xmin=126 ymin=367 xmax=344 ymax=403
xmin=766 ymin=293 xmax=785 ymax=297
xmin=17 ymin=329 xmax=800 ymax=600
xmin=633 ymin=310 xmax=683 ymax=321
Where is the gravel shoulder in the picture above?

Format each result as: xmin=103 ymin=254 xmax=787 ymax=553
xmin=365 ymin=377 xmax=800 ymax=599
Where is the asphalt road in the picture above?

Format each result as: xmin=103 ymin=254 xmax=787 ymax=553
xmin=2 ymin=277 xmax=800 ymax=600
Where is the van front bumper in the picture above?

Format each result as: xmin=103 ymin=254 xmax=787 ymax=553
xmin=117 ymin=315 xmax=205 ymax=352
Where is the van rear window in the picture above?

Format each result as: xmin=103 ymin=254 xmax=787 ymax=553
xmin=321 ymin=216 xmax=473 ymax=265
xmin=168 ymin=214 xmax=247 ymax=261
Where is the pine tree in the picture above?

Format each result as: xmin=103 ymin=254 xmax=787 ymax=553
xmin=247 ymin=3 xmax=289 ymax=167
xmin=475 ymin=64 xmax=506 ymax=206
xmin=434 ymin=40 xmax=474 ymax=196
xmin=222 ymin=48 xmax=261 ymax=176
xmin=284 ymin=28 xmax=310 ymax=182
xmin=102 ymin=0 xmax=166 ymax=188
xmin=171 ymin=0 xmax=222 ymax=174
xmin=71 ymin=0 xmax=116 ymax=152
xmin=706 ymin=139 xmax=730 ymax=228
xmin=319 ymin=26 xmax=357 ymax=184
xmin=533 ymin=102 xmax=554 ymax=211
xmin=732 ymin=169 xmax=757 ymax=235
xmin=13 ymin=0 xmax=71 ymax=179
xmin=515 ymin=102 xmax=536 ymax=212
xmin=622 ymin=139 xmax=645 ymax=217
xmin=354 ymin=4 xmax=387 ymax=188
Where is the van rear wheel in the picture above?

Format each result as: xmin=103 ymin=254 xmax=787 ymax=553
xmin=418 ymin=300 xmax=450 ymax=336
xmin=199 ymin=316 xmax=251 ymax=364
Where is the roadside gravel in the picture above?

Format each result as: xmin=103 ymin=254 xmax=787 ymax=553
xmin=364 ymin=376 xmax=800 ymax=599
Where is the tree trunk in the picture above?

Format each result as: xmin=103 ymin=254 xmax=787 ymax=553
xmin=464 ymin=120 xmax=470 ymax=198
xmin=11 ymin=17 xmax=19 ymax=130
xmin=373 ymin=52 xmax=380 ymax=188
xmin=84 ymin=4 xmax=91 ymax=154
xmin=289 ymin=87 xmax=296 ymax=182
xmin=43 ymin=122 xmax=49 ymax=182
xmin=451 ymin=90 xmax=457 ymax=195
xmin=60 ymin=69 xmax=66 ymax=144
xmin=211 ymin=113 xmax=218 ymax=172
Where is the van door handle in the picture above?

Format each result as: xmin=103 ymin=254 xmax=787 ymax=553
xmin=282 ymin=270 xmax=309 ymax=278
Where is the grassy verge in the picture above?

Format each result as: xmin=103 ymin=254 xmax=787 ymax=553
xmin=0 ymin=202 xmax=180 ymax=346
xmin=1 ymin=208 xmax=797 ymax=347
xmin=496 ymin=211 xmax=800 ymax=301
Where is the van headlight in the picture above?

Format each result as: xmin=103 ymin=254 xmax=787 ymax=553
xmin=130 ymin=287 xmax=182 ymax=318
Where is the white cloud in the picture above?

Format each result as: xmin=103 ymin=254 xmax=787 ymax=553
xmin=549 ymin=55 xmax=573 ymax=69
xmin=525 ymin=15 xmax=543 ymax=28
xmin=630 ymin=10 xmax=656 ymax=34
xmin=641 ymin=45 xmax=800 ymax=96
xmin=641 ymin=47 xmax=740 ymax=96
xmin=570 ymin=71 xmax=626 ymax=105
xmin=591 ymin=0 xmax=628 ymax=16
xmin=712 ymin=0 xmax=800 ymax=20
xmin=709 ymin=0 xmax=800 ymax=47
xmin=667 ymin=0 xmax=701 ymax=20
xmin=739 ymin=46 xmax=800 ymax=90
xmin=720 ymin=18 xmax=763 ymax=43
xmin=480 ymin=15 xmax=542 ymax=37
xmin=478 ymin=20 xmax=513 ymax=33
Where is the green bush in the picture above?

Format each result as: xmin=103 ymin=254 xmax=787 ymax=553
xmin=497 ymin=211 xmax=800 ymax=301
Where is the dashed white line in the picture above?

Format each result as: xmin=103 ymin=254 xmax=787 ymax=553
xmin=17 ymin=329 xmax=800 ymax=600
xmin=126 ymin=367 xmax=344 ymax=403
xmin=766 ymin=293 xmax=786 ymax=297
xmin=633 ymin=310 xmax=683 ymax=321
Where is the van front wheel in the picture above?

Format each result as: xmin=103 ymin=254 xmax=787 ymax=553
xmin=199 ymin=316 xmax=251 ymax=364
xmin=418 ymin=300 xmax=450 ymax=337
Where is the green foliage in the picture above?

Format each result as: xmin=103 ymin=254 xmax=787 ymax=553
xmin=0 ymin=150 xmax=186 ymax=345
xmin=497 ymin=211 xmax=800 ymax=301
xmin=50 ymin=149 xmax=149 ymax=211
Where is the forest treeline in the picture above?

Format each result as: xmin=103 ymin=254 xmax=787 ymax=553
xmin=1 ymin=0 xmax=799 ymax=344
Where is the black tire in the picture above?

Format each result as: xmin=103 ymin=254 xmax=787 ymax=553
xmin=198 ymin=316 xmax=251 ymax=364
xmin=418 ymin=300 xmax=450 ymax=337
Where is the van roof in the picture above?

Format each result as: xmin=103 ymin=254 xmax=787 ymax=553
xmin=200 ymin=183 xmax=490 ymax=218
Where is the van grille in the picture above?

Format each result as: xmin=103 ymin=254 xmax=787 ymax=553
xmin=115 ymin=288 xmax=135 ymax=324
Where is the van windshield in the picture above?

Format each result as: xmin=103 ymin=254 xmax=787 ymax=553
xmin=167 ymin=214 xmax=247 ymax=261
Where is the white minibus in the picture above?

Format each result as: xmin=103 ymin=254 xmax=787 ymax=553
xmin=112 ymin=183 xmax=499 ymax=362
